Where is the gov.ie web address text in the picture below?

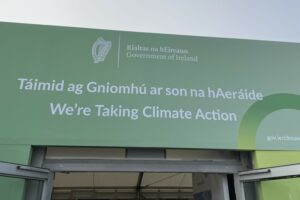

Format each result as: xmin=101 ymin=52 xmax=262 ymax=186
xmin=267 ymin=135 xmax=300 ymax=142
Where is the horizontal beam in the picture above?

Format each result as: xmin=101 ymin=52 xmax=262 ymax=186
xmin=0 ymin=161 xmax=50 ymax=180
xmin=238 ymin=163 xmax=300 ymax=182
xmin=53 ymin=186 xmax=193 ymax=190
xmin=43 ymin=159 xmax=245 ymax=173
xmin=52 ymin=191 xmax=193 ymax=200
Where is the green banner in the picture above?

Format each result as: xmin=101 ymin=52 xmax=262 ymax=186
xmin=0 ymin=22 xmax=300 ymax=150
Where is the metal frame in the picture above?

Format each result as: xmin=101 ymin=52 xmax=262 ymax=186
xmin=42 ymin=159 xmax=245 ymax=173
xmin=25 ymin=148 xmax=48 ymax=200
xmin=52 ymin=187 xmax=193 ymax=200
xmin=234 ymin=163 xmax=300 ymax=200
xmin=0 ymin=161 xmax=54 ymax=200
xmin=41 ymin=147 xmax=250 ymax=199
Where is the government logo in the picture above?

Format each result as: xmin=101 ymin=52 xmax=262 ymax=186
xmin=92 ymin=37 xmax=112 ymax=63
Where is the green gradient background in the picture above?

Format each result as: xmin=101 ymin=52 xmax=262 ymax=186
xmin=0 ymin=22 xmax=300 ymax=150
xmin=238 ymin=94 xmax=300 ymax=149
xmin=254 ymin=151 xmax=300 ymax=200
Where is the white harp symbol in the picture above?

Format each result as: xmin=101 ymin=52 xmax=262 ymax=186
xmin=92 ymin=37 xmax=112 ymax=63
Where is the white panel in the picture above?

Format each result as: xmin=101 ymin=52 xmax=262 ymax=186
xmin=166 ymin=149 xmax=238 ymax=161
xmin=94 ymin=172 xmax=139 ymax=187
xmin=47 ymin=148 xmax=240 ymax=162
xmin=46 ymin=147 xmax=125 ymax=159
xmin=54 ymin=172 xmax=139 ymax=187
xmin=141 ymin=173 xmax=192 ymax=187
xmin=54 ymin=172 xmax=94 ymax=187
xmin=54 ymin=172 xmax=193 ymax=188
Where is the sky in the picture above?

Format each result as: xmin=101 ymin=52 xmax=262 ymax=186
xmin=0 ymin=0 xmax=300 ymax=43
